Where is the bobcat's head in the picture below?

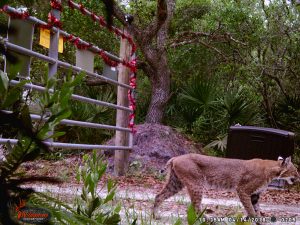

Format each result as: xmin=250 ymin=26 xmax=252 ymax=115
xmin=278 ymin=156 xmax=300 ymax=185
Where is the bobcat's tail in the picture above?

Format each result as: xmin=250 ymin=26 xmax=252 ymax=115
xmin=163 ymin=157 xmax=183 ymax=190
xmin=164 ymin=157 xmax=175 ymax=184
xmin=152 ymin=157 xmax=183 ymax=219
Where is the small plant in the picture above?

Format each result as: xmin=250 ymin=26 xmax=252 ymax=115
xmin=75 ymin=150 xmax=121 ymax=224
xmin=170 ymin=204 xmax=208 ymax=225
xmin=0 ymin=61 xmax=84 ymax=224
xmin=30 ymin=151 xmax=122 ymax=224
xmin=186 ymin=204 xmax=207 ymax=225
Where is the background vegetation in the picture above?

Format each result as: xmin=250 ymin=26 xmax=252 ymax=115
xmin=1 ymin=0 xmax=300 ymax=224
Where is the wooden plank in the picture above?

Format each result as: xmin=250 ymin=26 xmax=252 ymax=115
xmin=76 ymin=49 xmax=94 ymax=73
xmin=114 ymin=30 xmax=132 ymax=176
xmin=6 ymin=18 xmax=34 ymax=78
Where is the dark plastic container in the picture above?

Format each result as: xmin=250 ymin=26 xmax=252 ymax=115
xmin=226 ymin=125 xmax=294 ymax=160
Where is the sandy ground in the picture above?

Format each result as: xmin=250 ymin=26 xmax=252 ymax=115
xmin=23 ymin=182 xmax=300 ymax=225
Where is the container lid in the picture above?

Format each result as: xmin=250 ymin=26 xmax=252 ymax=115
xmin=229 ymin=125 xmax=294 ymax=137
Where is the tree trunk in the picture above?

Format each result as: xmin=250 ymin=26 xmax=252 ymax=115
xmin=113 ymin=0 xmax=175 ymax=124
xmin=145 ymin=0 xmax=175 ymax=123
xmin=145 ymin=55 xmax=171 ymax=123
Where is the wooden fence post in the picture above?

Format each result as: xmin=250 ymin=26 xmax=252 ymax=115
xmin=47 ymin=1 xmax=61 ymax=146
xmin=114 ymin=29 xmax=131 ymax=176
xmin=48 ymin=1 xmax=60 ymax=77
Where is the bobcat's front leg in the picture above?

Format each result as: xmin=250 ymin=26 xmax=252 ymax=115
xmin=236 ymin=189 xmax=257 ymax=218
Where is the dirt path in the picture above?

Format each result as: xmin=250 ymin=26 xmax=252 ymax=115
xmin=24 ymin=183 xmax=300 ymax=225
xmin=16 ymin=156 xmax=300 ymax=224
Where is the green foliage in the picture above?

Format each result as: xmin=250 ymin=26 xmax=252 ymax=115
xmin=174 ymin=204 xmax=206 ymax=225
xmin=216 ymin=86 xmax=260 ymax=128
xmin=57 ymin=84 xmax=116 ymax=144
xmin=275 ymin=94 xmax=300 ymax=133
xmin=75 ymin=150 xmax=121 ymax=224
xmin=0 ymin=62 xmax=82 ymax=224
xmin=135 ymin=76 xmax=151 ymax=123
xmin=165 ymin=0 xmax=300 ymax=156
xmin=29 ymin=151 xmax=122 ymax=225
xmin=128 ymin=0 xmax=157 ymax=28
xmin=174 ymin=76 xmax=261 ymax=151
xmin=171 ymin=0 xmax=211 ymax=33
xmin=179 ymin=77 xmax=217 ymax=115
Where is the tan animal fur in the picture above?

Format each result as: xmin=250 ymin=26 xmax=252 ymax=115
xmin=152 ymin=154 xmax=300 ymax=219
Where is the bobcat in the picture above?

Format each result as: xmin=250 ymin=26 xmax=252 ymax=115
xmin=152 ymin=154 xmax=299 ymax=220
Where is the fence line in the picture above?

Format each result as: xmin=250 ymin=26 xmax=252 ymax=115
xmin=3 ymin=5 xmax=123 ymax=64
xmin=2 ymin=110 xmax=131 ymax=132
xmin=9 ymin=80 xmax=133 ymax=112
xmin=1 ymin=2 xmax=137 ymax=175
xmin=3 ymin=31 xmax=133 ymax=89
xmin=0 ymin=139 xmax=132 ymax=150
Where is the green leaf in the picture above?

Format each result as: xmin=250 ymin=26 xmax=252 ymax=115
xmin=174 ymin=219 xmax=183 ymax=225
xmin=37 ymin=123 xmax=51 ymax=140
xmin=91 ymin=197 xmax=100 ymax=211
xmin=92 ymin=150 xmax=97 ymax=163
xmin=81 ymin=187 xmax=87 ymax=201
xmin=83 ymin=154 xmax=89 ymax=162
xmin=0 ymin=70 xmax=9 ymax=95
xmin=7 ymin=62 xmax=22 ymax=80
xmin=114 ymin=204 xmax=122 ymax=214
xmin=20 ymin=105 xmax=33 ymax=131
xmin=45 ymin=131 xmax=66 ymax=140
xmin=2 ymin=88 xmax=20 ymax=108
xmin=187 ymin=204 xmax=197 ymax=225
xmin=23 ymin=146 xmax=41 ymax=162
xmin=107 ymin=179 xmax=114 ymax=192
xmin=130 ymin=219 xmax=138 ymax=225
xmin=76 ymin=168 xmax=81 ymax=182
xmin=103 ymin=189 xmax=115 ymax=204
xmin=103 ymin=214 xmax=121 ymax=225
xmin=46 ymin=77 xmax=57 ymax=90
xmin=72 ymin=72 xmax=85 ymax=86
xmin=2 ymin=80 xmax=29 ymax=108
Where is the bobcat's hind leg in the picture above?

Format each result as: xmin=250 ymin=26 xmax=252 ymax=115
xmin=152 ymin=169 xmax=183 ymax=219
xmin=185 ymin=181 xmax=211 ymax=223
xmin=251 ymin=193 xmax=261 ymax=216
xmin=186 ymin=184 xmax=204 ymax=214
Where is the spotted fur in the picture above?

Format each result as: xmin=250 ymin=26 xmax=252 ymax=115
xmin=152 ymin=154 xmax=299 ymax=220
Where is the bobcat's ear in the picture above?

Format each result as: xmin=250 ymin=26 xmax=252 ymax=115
xmin=278 ymin=156 xmax=284 ymax=161
xmin=281 ymin=156 xmax=292 ymax=167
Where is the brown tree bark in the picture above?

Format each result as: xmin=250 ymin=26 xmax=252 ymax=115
xmin=112 ymin=0 xmax=175 ymax=124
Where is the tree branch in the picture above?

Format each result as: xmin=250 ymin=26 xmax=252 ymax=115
xmin=171 ymin=31 xmax=247 ymax=46
xmin=170 ymin=38 xmax=228 ymax=61
xmin=263 ymin=70 xmax=288 ymax=98
xmin=112 ymin=0 xmax=169 ymax=43
xmin=111 ymin=0 xmax=141 ymax=39
xmin=144 ymin=0 xmax=168 ymax=42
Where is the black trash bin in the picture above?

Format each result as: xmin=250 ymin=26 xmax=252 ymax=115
xmin=226 ymin=125 xmax=294 ymax=160
xmin=226 ymin=125 xmax=295 ymax=189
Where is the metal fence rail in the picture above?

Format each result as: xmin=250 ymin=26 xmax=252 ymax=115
xmin=3 ymin=5 xmax=123 ymax=64
xmin=2 ymin=111 xmax=131 ymax=132
xmin=0 ymin=3 xmax=136 ymax=157
xmin=4 ymin=40 xmax=133 ymax=90
xmin=0 ymin=139 xmax=132 ymax=150
xmin=9 ymin=80 xmax=133 ymax=112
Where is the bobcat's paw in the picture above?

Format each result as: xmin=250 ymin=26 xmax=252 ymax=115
xmin=151 ymin=209 xmax=161 ymax=220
